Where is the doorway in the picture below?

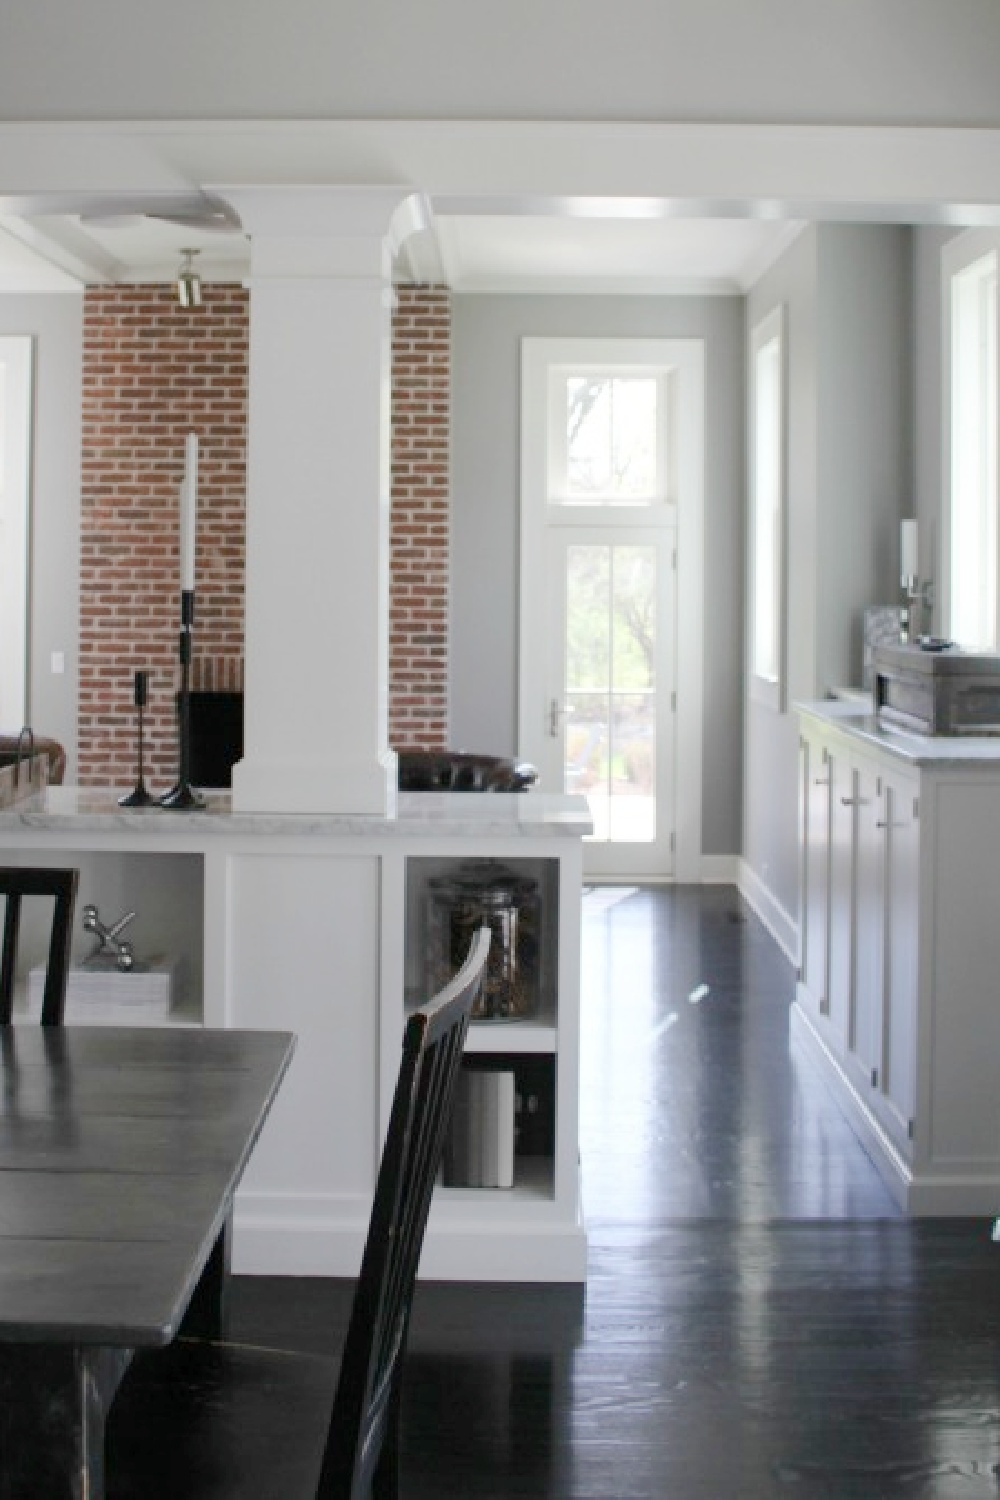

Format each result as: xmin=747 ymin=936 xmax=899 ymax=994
xmin=518 ymin=337 xmax=704 ymax=881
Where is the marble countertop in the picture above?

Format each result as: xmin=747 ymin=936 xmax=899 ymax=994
xmin=796 ymin=699 xmax=1000 ymax=767
xmin=0 ymin=786 xmax=594 ymax=841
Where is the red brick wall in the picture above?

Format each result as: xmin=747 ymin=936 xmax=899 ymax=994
xmin=389 ymin=287 xmax=451 ymax=750
xmin=78 ymin=284 xmax=451 ymax=787
xmin=79 ymin=285 xmax=248 ymax=789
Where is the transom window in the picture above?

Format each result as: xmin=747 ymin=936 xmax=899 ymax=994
xmin=547 ymin=365 xmax=671 ymax=506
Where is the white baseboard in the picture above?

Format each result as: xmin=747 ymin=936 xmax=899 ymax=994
xmin=232 ymin=1188 xmax=588 ymax=1282
xmin=737 ymin=858 xmax=799 ymax=965
xmin=790 ymin=1000 xmax=1000 ymax=1216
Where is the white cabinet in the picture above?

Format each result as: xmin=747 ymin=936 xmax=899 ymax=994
xmin=870 ymin=764 xmax=919 ymax=1153
xmin=799 ymin=727 xmax=901 ymax=1109
xmin=796 ymin=705 xmax=1000 ymax=1213
xmin=0 ymin=788 xmax=590 ymax=1280
xmin=798 ymin=730 xmax=830 ymax=1026
xmin=394 ymin=851 xmax=584 ymax=1280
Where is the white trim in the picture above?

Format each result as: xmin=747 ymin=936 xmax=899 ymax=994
xmin=941 ymin=228 xmax=1000 ymax=650
xmin=0 ymin=336 xmax=33 ymax=729
xmin=5 ymin=120 xmax=1000 ymax=219
xmin=738 ymin=855 xmax=799 ymax=966
xmin=748 ymin=304 xmax=787 ymax=712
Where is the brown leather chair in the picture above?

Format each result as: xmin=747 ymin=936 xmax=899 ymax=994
xmin=397 ymin=749 xmax=537 ymax=792
xmin=0 ymin=733 xmax=67 ymax=787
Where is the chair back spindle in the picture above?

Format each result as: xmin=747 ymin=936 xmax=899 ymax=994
xmin=0 ymin=867 xmax=79 ymax=1026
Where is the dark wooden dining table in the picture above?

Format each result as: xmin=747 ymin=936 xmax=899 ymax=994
xmin=0 ymin=1023 xmax=295 ymax=1500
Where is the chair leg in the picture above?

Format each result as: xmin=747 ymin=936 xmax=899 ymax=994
xmin=371 ymin=1393 xmax=400 ymax=1499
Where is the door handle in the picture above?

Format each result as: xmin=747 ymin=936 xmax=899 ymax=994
xmin=548 ymin=699 xmax=576 ymax=737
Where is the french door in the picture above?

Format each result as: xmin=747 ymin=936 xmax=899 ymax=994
xmin=537 ymin=526 xmax=676 ymax=877
xmin=518 ymin=336 xmax=703 ymax=882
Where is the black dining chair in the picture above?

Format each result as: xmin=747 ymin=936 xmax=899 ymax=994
xmin=106 ymin=924 xmax=491 ymax=1500
xmin=0 ymin=866 xmax=79 ymax=1026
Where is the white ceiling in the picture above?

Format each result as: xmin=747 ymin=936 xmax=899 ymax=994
xmin=0 ymin=194 xmax=804 ymax=297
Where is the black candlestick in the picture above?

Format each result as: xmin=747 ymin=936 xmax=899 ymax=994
xmin=159 ymin=590 xmax=205 ymax=810
xmin=119 ymin=670 xmax=155 ymax=807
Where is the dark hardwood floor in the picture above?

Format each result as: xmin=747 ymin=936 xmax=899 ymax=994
xmin=231 ymin=885 xmax=1000 ymax=1498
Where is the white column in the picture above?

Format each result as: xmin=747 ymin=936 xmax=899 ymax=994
xmin=221 ymin=187 xmax=429 ymax=815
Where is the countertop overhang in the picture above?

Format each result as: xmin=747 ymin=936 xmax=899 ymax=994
xmin=796 ymin=699 xmax=1000 ymax=768
xmin=0 ymin=787 xmax=594 ymax=841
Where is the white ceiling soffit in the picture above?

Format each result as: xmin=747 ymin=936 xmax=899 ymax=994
xmin=0 ymin=188 xmax=802 ymax=296
xmin=0 ymin=192 xmax=247 ymax=288
xmin=0 ymin=221 xmax=84 ymax=292
xmin=407 ymin=214 xmax=805 ymax=294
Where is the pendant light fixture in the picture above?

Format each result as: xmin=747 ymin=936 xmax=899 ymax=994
xmin=176 ymin=248 xmax=202 ymax=308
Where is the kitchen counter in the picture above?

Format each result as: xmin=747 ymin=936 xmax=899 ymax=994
xmin=796 ymin=701 xmax=1000 ymax=1215
xmin=0 ymin=786 xmax=593 ymax=842
xmin=0 ymin=784 xmax=591 ymax=1282
xmin=796 ymin=699 xmax=1000 ymax=767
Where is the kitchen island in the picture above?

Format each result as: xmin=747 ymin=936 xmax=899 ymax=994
xmin=797 ymin=700 xmax=1000 ymax=1214
xmin=0 ymin=787 xmax=592 ymax=1281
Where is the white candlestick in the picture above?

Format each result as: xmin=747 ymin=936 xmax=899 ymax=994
xmin=900 ymin=518 xmax=918 ymax=583
xmin=181 ymin=432 xmax=198 ymax=591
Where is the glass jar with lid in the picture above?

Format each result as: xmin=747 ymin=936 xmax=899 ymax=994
xmin=427 ymin=861 xmax=540 ymax=1021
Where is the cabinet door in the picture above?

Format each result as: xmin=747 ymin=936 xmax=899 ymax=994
xmin=851 ymin=756 xmax=884 ymax=1092
xmin=827 ymin=747 xmax=859 ymax=1053
xmin=799 ymin=732 xmax=831 ymax=1017
xmin=875 ymin=771 xmax=919 ymax=1149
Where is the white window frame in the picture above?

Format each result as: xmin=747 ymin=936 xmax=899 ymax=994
xmin=748 ymin=306 xmax=787 ymax=712
xmin=519 ymin=335 xmax=704 ymax=881
xmin=942 ymin=230 xmax=1000 ymax=652
xmin=0 ymin=337 xmax=33 ymax=729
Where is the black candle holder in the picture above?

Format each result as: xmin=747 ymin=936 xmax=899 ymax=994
xmin=159 ymin=590 xmax=205 ymax=810
xmin=119 ymin=670 xmax=155 ymax=807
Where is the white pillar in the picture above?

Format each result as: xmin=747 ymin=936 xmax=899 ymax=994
xmin=220 ymin=187 xmax=428 ymax=815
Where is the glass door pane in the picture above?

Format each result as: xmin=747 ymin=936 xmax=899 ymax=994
xmin=564 ymin=543 xmax=657 ymax=845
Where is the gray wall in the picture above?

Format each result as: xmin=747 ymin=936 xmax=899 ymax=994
xmin=0 ymin=295 xmax=83 ymax=776
xmin=1 ymin=1 xmax=999 ymax=126
xmin=743 ymin=225 xmax=912 ymax=924
xmin=450 ymin=293 xmax=745 ymax=858
xmin=744 ymin=229 xmax=819 ymax=914
xmin=816 ymin=225 xmax=912 ymax=693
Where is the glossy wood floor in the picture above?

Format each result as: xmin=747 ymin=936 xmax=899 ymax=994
xmin=231 ymin=885 xmax=1000 ymax=1498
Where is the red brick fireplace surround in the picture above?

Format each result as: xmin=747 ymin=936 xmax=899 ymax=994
xmin=79 ymin=284 xmax=451 ymax=788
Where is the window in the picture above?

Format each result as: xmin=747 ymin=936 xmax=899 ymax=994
xmin=549 ymin=371 xmax=666 ymax=504
xmin=946 ymin=238 xmax=999 ymax=651
xmin=749 ymin=307 xmax=786 ymax=708
xmin=0 ymin=337 xmax=33 ymax=728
